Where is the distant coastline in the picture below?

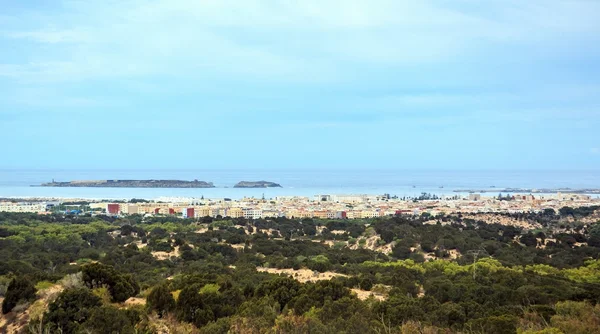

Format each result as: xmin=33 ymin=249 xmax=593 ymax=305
xmin=454 ymin=188 xmax=600 ymax=194
xmin=34 ymin=179 xmax=284 ymax=189
xmin=36 ymin=180 xmax=216 ymax=188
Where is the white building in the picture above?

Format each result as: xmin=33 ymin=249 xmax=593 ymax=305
xmin=0 ymin=202 xmax=49 ymax=213
xmin=242 ymin=208 xmax=263 ymax=220
xmin=332 ymin=194 xmax=368 ymax=203
xmin=468 ymin=194 xmax=482 ymax=201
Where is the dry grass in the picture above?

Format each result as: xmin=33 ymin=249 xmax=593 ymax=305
xmin=145 ymin=313 xmax=198 ymax=334
xmin=460 ymin=213 xmax=542 ymax=230
xmin=152 ymin=246 xmax=181 ymax=260
xmin=123 ymin=297 xmax=146 ymax=307
xmin=351 ymin=288 xmax=386 ymax=301
xmin=256 ymin=267 xmax=347 ymax=283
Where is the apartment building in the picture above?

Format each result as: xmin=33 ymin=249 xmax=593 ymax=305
xmin=226 ymin=207 xmax=244 ymax=218
xmin=361 ymin=210 xmax=379 ymax=218
xmin=312 ymin=211 xmax=329 ymax=219
xmin=121 ymin=205 xmax=139 ymax=215
xmin=197 ymin=207 xmax=211 ymax=217
xmin=0 ymin=202 xmax=49 ymax=213
xmin=242 ymin=208 xmax=262 ymax=220
xmin=262 ymin=210 xmax=282 ymax=218
xmin=182 ymin=207 xmax=195 ymax=218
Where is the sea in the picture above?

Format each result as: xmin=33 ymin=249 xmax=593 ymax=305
xmin=0 ymin=169 xmax=599 ymax=201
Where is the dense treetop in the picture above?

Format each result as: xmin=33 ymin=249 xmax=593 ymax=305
xmin=1 ymin=208 xmax=599 ymax=333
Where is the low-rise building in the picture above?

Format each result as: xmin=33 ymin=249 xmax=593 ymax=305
xmin=469 ymin=194 xmax=482 ymax=201
xmin=0 ymin=202 xmax=49 ymax=213
xmin=182 ymin=207 xmax=195 ymax=218
xmin=243 ymin=208 xmax=262 ymax=220
xmin=227 ymin=207 xmax=244 ymax=218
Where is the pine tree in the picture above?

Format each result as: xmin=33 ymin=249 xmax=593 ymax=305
xmin=147 ymin=284 xmax=175 ymax=318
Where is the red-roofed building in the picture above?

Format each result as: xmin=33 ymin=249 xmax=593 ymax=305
xmin=107 ymin=204 xmax=120 ymax=215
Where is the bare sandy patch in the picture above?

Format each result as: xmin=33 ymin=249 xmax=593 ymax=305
xmin=351 ymin=288 xmax=386 ymax=301
xmin=123 ymin=297 xmax=146 ymax=307
xmin=348 ymin=235 xmax=393 ymax=255
xmin=448 ymin=249 xmax=460 ymax=259
xmin=152 ymin=246 xmax=180 ymax=260
xmin=460 ymin=213 xmax=542 ymax=230
xmin=256 ymin=267 xmax=347 ymax=283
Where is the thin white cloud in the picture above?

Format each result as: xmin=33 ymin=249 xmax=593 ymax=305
xmin=2 ymin=0 xmax=599 ymax=85
xmin=0 ymin=0 xmax=599 ymax=121
xmin=0 ymin=84 xmax=126 ymax=109
xmin=368 ymin=93 xmax=519 ymax=109
xmin=6 ymin=29 xmax=89 ymax=43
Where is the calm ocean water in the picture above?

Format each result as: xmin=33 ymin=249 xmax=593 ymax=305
xmin=0 ymin=169 xmax=599 ymax=200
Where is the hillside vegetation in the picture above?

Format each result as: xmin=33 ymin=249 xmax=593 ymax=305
xmin=1 ymin=207 xmax=600 ymax=333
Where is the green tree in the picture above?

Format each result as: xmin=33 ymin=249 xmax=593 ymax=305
xmin=392 ymin=244 xmax=412 ymax=260
xmin=177 ymin=284 xmax=215 ymax=327
xmin=147 ymin=284 xmax=176 ymax=317
xmin=466 ymin=315 xmax=517 ymax=334
xmin=256 ymin=277 xmax=301 ymax=308
xmin=2 ymin=276 xmax=36 ymax=314
xmin=520 ymin=232 xmax=538 ymax=247
xmin=588 ymin=223 xmax=600 ymax=247
xmin=433 ymin=302 xmax=466 ymax=327
xmin=81 ymin=263 xmax=139 ymax=302
xmin=43 ymin=288 xmax=102 ymax=333
xmin=84 ymin=306 xmax=135 ymax=334
xmin=559 ymin=206 xmax=575 ymax=216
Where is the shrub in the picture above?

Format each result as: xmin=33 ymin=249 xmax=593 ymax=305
xmin=84 ymin=306 xmax=135 ymax=334
xmin=2 ymin=276 xmax=36 ymax=314
xmin=60 ymin=272 xmax=83 ymax=289
xmin=81 ymin=263 xmax=139 ymax=302
xmin=43 ymin=288 xmax=102 ymax=333
xmin=147 ymin=284 xmax=176 ymax=318
xmin=34 ymin=281 xmax=54 ymax=291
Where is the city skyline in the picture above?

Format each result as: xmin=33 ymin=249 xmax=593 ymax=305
xmin=1 ymin=0 xmax=599 ymax=170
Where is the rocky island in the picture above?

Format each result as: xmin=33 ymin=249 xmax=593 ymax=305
xmin=233 ymin=181 xmax=282 ymax=188
xmin=38 ymin=179 xmax=215 ymax=188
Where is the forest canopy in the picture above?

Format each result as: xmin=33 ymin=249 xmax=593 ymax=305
xmin=1 ymin=208 xmax=599 ymax=333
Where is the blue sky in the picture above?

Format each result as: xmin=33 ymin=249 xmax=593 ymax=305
xmin=1 ymin=0 xmax=599 ymax=170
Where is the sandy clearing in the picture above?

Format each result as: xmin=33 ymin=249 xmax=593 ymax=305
xmin=460 ymin=213 xmax=542 ymax=230
xmin=351 ymin=288 xmax=386 ymax=301
xmin=123 ymin=297 xmax=146 ymax=307
xmin=256 ymin=267 xmax=347 ymax=283
xmin=152 ymin=246 xmax=180 ymax=260
xmin=348 ymin=235 xmax=393 ymax=255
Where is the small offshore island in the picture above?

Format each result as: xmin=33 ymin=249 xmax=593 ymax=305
xmin=233 ymin=180 xmax=282 ymax=188
xmin=38 ymin=179 xmax=216 ymax=188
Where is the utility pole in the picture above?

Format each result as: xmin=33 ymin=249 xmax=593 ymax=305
xmin=467 ymin=248 xmax=489 ymax=280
